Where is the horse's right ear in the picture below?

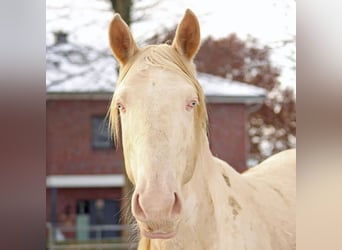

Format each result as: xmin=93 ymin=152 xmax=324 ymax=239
xmin=109 ymin=14 xmax=138 ymax=66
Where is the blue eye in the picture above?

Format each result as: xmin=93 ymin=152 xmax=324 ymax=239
xmin=190 ymin=100 xmax=197 ymax=107
xmin=186 ymin=100 xmax=198 ymax=110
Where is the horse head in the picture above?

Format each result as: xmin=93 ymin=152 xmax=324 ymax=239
xmin=108 ymin=9 xmax=207 ymax=239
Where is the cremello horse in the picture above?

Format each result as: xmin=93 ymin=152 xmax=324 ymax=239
xmin=108 ymin=9 xmax=296 ymax=250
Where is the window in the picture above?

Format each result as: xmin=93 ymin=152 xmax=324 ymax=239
xmin=91 ymin=116 xmax=114 ymax=149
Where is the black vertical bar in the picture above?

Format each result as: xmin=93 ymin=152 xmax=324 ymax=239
xmin=50 ymin=187 xmax=58 ymax=241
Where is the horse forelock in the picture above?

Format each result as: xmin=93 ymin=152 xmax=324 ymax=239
xmin=108 ymin=44 xmax=208 ymax=147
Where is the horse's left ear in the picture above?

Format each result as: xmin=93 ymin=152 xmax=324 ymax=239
xmin=172 ymin=9 xmax=201 ymax=60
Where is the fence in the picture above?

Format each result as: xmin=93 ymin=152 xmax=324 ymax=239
xmin=46 ymin=223 xmax=138 ymax=250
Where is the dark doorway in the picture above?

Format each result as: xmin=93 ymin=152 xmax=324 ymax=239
xmin=89 ymin=199 xmax=121 ymax=239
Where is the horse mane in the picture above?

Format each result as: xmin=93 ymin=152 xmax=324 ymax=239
xmin=108 ymin=44 xmax=208 ymax=147
xmin=137 ymin=236 xmax=151 ymax=250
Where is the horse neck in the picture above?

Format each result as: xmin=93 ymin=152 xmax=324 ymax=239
xmin=179 ymin=136 xmax=253 ymax=249
xmin=141 ymin=136 xmax=254 ymax=250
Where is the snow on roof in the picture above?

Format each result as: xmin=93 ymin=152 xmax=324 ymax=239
xmin=46 ymin=44 xmax=266 ymax=102
xmin=198 ymin=73 xmax=266 ymax=97
xmin=47 ymin=66 xmax=266 ymax=102
xmin=46 ymin=43 xmax=267 ymax=105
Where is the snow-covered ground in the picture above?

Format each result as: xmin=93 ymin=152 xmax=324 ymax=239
xmin=46 ymin=0 xmax=295 ymax=92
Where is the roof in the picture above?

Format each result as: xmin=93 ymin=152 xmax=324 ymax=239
xmin=46 ymin=174 xmax=125 ymax=188
xmin=46 ymin=45 xmax=266 ymax=104
xmin=46 ymin=42 xmax=266 ymax=104
xmin=198 ymin=73 xmax=266 ymax=104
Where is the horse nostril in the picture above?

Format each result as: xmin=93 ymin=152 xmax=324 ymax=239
xmin=171 ymin=192 xmax=182 ymax=217
xmin=133 ymin=193 xmax=146 ymax=220
xmin=133 ymin=190 xmax=182 ymax=221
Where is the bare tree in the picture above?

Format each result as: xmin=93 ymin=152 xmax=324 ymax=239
xmin=108 ymin=0 xmax=132 ymax=25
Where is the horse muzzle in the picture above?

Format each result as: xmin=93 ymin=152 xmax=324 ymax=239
xmin=132 ymin=188 xmax=182 ymax=239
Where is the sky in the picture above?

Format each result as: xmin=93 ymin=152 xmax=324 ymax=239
xmin=46 ymin=0 xmax=296 ymax=89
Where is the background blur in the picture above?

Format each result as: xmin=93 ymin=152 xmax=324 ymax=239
xmin=1 ymin=0 xmax=342 ymax=249
xmin=45 ymin=1 xmax=295 ymax=248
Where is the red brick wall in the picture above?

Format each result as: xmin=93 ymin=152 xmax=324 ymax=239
xmin=207 ymin=103 xmax=248 ymax=172
xmin=47 ymin=100 xmax=124 ymax=175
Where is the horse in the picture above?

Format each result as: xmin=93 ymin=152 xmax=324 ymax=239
xmin=107 ymin=9 xmax=296 ymax=250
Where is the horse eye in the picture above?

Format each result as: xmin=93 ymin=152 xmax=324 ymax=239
xmin=186 ymin=100 xmax=198 ymax=110
xmin=117 ymin=103 xmax=125 ymax=112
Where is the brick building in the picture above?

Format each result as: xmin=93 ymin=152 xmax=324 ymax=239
xmin=46 ymin=73 xmax=266 ymax=240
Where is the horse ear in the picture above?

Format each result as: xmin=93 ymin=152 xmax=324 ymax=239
xmin=172 ymin=9 xmax=201 ymax=60
xmin=109 ymin=14 xmax=138 ymax=66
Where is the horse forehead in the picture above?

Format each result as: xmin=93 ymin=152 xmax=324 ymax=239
xmin=126 ymin=64 xmax=185 ymax=83
xmin=122 ymin=66 xmax=195 ymax=98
